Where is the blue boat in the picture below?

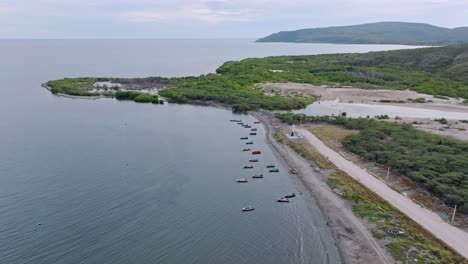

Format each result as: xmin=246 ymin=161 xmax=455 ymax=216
xmin=266 ymin=164 xmax=275 ymax=168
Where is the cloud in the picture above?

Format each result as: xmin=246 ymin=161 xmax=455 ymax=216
xmin=121 ymin=1 xmax=257 ymax=24
xmin=1 ymin=0 xmax=467 ymax=38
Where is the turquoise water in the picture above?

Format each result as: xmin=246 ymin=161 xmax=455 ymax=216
xmin=0 ymin=39 xmax=412 ymax=264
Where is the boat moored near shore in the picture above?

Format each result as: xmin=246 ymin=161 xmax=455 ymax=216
xmin=277 ymin=198 xmax=289 ymax=203
xmin=249 ymin=158 xmax=259 ymax=162
xmin=252 ymin=150 xmax=261 ymax=155
xmin=237 ymin=178 xmax=248 ymax=183
xmin=243 ymin=148 xmax=251 ymax=151
xmin=243 ymin=165 xmax=254 ymax=169
xmin=252 ymin=174 xmax=264 ymax=178
xmin=269 ymin=168 xmax=279 ymax=172
xmin=242 ymin=206 xmax=255 ymax=212
xmin=285 ymin=193 xmax=296 ymax=198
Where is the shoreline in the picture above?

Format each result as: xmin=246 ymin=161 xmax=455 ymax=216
xmin=251 ymin=110 xmax=394 ymax=264
xmin=41 ymin=83 xmax=109 ymax=100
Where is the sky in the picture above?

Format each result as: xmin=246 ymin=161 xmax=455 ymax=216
xmin=0 ymin=0 xmax=467 ymax=38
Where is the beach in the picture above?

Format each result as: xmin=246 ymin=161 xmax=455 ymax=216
xmin=252 ymin=111 xmax=394 ymax=264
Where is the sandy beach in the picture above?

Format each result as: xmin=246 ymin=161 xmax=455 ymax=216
xmin=252 ymin=111 xmax=394 ymax=264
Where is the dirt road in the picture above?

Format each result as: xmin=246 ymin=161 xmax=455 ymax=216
xmin=297 ymin=128 xmax=468 ymax=259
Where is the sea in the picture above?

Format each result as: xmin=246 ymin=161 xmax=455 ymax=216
xmin=0 ymin=39 xmax=413 ymax=264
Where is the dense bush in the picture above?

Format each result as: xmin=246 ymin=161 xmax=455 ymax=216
xmin=276 ymin=113 xmax=468 ymax=212
xmin=115 ymin=91 xmax=141 ymax=100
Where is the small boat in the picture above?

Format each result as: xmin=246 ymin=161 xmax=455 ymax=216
xmin=252 ymin=174 xmax=263 ymax=179
xmin=289 ymin=169 xmax=298 ymax=174
xmin=277 ymin=198 xmax=289 ymax=203
xmin=244 ymin=165 xmax=254 ymax=169
xmin=254 ymin=121 xmax=261 ymax=124
xmin=242 ymin=206 xmax=255 ymax=212
xmin=249 ymin=159 xmax=259 ymax=162
xmin=230 ymin=119 xmax=241 ymax=122
xmin=244 ymin=126 xmax=252 ymax=129
xmin=266 ymin=164 xmax=275 ymax=168
xmin=285 ymin=193 xmax=296 ymax=198
xmin=240 ymin=137 xmax=248 ymax=140
xmin=246 ymin=141 xmax=254 ymax=145
xmin=269 ymin=168 xmax=279 ymax=172
xmin=243 ymin=148 xmax=251 ymax=151
xmin=249 ymin=133 xmax=257 ymax=135
xmin=237 ymin=178 xmax=248 ymax=183
xmin=252 ymin=150 xmax=261 ymax=155
xmin=237 ymin=122 xmax=244 ymax=125
xmin=251 ymin=128 xmax=257 ymax=131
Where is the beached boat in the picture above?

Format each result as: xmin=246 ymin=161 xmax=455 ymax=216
xmin=240 ymin=137 xmax=248 ymax=140
xmin=243 ymin=148 xmax=251 ymax=151
xmin=289 ymin=169 xmax=298 ymax=174
xmin=249 ymin=133 xmax=257 ymax=135
xmin=243 ymin=165 xmax=254 ymax=169
xmin=252 ymin=150 xmax=261 ymax=155
xmin=252 ymin=174 xmax=263 ymax=179
xmin=242 ymin=206 xmax=255 ymax=212
xmin=266 ymin=164 xmax=275 ymax=168
xmin=285 ymin=193 xmax=296 ymax=198
xmin=269 ymin=168 xmax=279 ymax=172
xmin=249 ymin=159 xmax=259 ymax=162
xmin=254 ymin=121 xmax=261 ymax=124
xmin=246 ymin=141 xmax=254 ymax=145
xmin=277 ymin=198 xmax=289 ymax=203
xmin=237 ymin=178 xmax=248 ymax=183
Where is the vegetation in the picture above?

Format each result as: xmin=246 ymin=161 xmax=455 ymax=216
xmin=277 ymin=127 xmax=464 ymax=263
xmin=48 ymin=44 xmax=468 ymax=110
xmin=276 ymin=113 xmax=468 ymax=213
xmin=257 ymin=22 xmax=468 ymax=46
xmin=328 ymin=171 xmax=464 ymax=263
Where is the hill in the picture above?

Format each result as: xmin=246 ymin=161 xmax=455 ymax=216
xmin=257 ymin=22 xmax=468 ymax=46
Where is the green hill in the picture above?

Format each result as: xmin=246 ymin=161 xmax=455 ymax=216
xmin=257 ymin=22 xmax=468 ymax=46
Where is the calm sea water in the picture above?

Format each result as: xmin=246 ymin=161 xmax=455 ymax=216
xmin=0 ymin=39 xmax=412 ymax=264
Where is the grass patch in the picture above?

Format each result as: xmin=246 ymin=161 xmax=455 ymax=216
xmin=273 ymin=128 xmax=335 ymax=169
xmin=328 ymin=171 xmax=464 ymax=263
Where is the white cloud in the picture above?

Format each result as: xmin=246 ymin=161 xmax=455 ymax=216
xmin=121 ymin=1 xmax=257 ymax=24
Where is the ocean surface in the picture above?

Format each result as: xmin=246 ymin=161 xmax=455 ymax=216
xmin=0 ymin=39 xmax=414 ymax=264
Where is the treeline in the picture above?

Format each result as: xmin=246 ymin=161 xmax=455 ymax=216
xmin=159 ymin=73 xmax=313 ymax=111
xmin=115 ymin=91 xmax=163 ymax=104
xmin=276 ymin=113 xmax=468 ymax=213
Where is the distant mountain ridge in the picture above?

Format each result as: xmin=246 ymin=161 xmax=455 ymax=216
xmin=257 ymin=22 xmax=468 ymax=46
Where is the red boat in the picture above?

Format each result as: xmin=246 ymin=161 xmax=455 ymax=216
xmin=252 ymin=150 xmax=261 ymax=155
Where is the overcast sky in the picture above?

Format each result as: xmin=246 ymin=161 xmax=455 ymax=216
xmin=1 ymin=0 xmax=467 ymax=38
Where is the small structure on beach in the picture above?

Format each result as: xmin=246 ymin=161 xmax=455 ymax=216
xmin=286 ymin=125 xmax=303 ymax=139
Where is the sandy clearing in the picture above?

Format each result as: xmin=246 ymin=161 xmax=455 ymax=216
xmin=297 ymin=128 xmax=468 ymax=258
xmin=260 ymin=82 xmax=468 ymax=113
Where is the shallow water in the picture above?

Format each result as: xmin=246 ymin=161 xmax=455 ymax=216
xmin=0 ymin=39 xmax=415 ymax=264
xmin=296 ymin=100 xmax=468 ymax=120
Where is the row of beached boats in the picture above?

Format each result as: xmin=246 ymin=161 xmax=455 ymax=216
xmin=230 ymin=119 xmax=296 ymax=212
